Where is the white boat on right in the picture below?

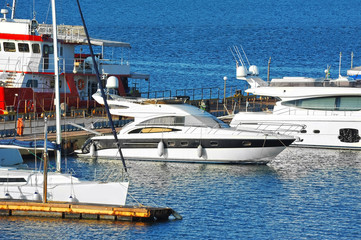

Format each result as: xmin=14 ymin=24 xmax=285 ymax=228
xmin=230 ymin=48 xmax=361 ymax=150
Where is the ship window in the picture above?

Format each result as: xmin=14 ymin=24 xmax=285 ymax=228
xmin=26 ymin=79 xmax=38 ymax=88
xmin=242 ymin=141 xmax=252 ymax=146
xmin=210 ymin=141 xmax=218 ymax=146
xmin=282 ymin=96 xmax=361 ymax=111
xmin=32 ymin=44 xmax=40 ymax=53
xmin=140 ymin=128 xmax=176 ymax=133
xmin=49 ymin=45 xmax=54 ymax=54
xmin=168 ymin=141 xmax=175 ymax=146
xmin=128 ymin=128 xmax=142 ymax=134
xmin=128 ymin=128 xmax=180 ymax=134
xmin=4 ymin=42 xmax=16 ymax=52
xmin=139 ymin=116 xmax=185 ymax=126
xmin=43 ymin=44 xmax=49 ymax=54
xmin=337 ymin=97 xmax=361 ymax=111
xmin=0 ymin=178 xmax=27 ymax=182
xmin=300 ymin=130 xmax=307 ymax=133
xmin=313 ymin=130 xmax=320 ymax=134
xmin=180 ymin=141 xmax=188 ymax=146
xmin=18 ymin=43 xmax=30 ymax=52
xmin=43 ymin=44 xmax=54 ymax=55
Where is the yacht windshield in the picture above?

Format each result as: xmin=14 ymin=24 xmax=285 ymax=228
xmin=138 ymin=115 xmax=229 ymax=128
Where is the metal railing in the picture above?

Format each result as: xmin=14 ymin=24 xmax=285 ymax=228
xmin=140 ymin=85 xmax=243 ymax=101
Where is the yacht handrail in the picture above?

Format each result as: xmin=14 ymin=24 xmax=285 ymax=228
xmin=234 ymin=121 xmax=305 ymax=135
xmin=272 ymin=106 xmax=361 ymax=116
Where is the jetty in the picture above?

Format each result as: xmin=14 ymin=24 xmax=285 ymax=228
xmin=0 ymin=199 xmax=181 ymax=221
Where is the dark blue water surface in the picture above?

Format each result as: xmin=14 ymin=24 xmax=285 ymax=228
xmin=2 ymin=0 xmax=361 ymax=239
xmin=2 ymin=148 xmax=361 ymax=239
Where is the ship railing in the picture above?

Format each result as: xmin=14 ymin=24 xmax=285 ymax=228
xmin=234 ymin=121 xmax=305 ymax=136
xmin=38 ymin=24 xmax=86 ymax=43
xmin=270 ymin=79 xmax=361 ymax=88
xmin=272 ymin=106 xmax=359 ymax=117
xmin=0 ymin=55 xmax=126 ymax=74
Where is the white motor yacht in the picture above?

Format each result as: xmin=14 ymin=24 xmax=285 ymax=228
xmin=76 ymin=86 xmax=295 ymax=164
xmin=230 ymin=49 xmax=361 ymax=150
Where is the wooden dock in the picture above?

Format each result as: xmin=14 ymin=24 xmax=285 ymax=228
xmin=0 ymin=199 xmax=181 ymax=222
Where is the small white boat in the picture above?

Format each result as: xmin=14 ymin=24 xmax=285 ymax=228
xmin=76 ymin=86 xmax=295 ymax=164
xmin=0 ymin=161 xmax=129 ymax=205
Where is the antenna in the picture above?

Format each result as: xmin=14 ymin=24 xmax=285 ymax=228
xmin=339 ymin=52 xmax=342 ymax=77
xmin=240 ymin=45 xmax=251 ymax=67
xmin=229 ymin=46 xmax=239 ymax=65
xmin=234 ymin=46 xmax=246 ymax=68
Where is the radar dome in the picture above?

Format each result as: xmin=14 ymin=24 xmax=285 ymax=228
xmin=106 ymin=76 xmax=119 ymax=89
xmin=249 ymin=65 xmax=259 ymax=75
xmin=236 ymin=66 xmax=248 ymax=78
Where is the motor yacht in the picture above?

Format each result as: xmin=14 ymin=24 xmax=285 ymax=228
xmin=77 ymin=84 xmax=295 ymax=164
xmin=230 ymin=48 xmax=361 ymax=150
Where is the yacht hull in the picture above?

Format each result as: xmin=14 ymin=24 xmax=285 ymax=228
xmin=79 ymin=144 xmax=291 ymax=164
xmin=232 ymin=113 xmax=361 ymax=150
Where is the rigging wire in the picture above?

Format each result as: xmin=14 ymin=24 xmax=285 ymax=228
xmin=45 ymin=0 xmax=51 ymax=24
xmin=75 ymin=0 xmax=128 ymax=174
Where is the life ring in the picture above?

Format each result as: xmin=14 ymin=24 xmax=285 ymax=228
xmin=77 ymin=79 xmax=85 ymax=90
xmin=27 ymin=100 xmax=34 ymax=112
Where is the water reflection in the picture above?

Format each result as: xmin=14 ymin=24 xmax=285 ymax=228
xmin=269 ymin=147 xmax=361 ymax=179
xmin=0 ymin=215 xmax=155 ymax=239
xmin=24 ymin=147 xmax=361 ymax=184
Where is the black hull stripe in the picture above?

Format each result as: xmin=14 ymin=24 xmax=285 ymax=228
xmin=91 ymin=138 xmax=295 ymax=149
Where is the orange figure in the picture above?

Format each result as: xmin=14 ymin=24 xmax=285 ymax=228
xmin=17 ymin=118 xmax=24 ymax=136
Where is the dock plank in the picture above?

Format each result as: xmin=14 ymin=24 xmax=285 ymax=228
xmin=0 ymin=200 xmax=175 ymax=221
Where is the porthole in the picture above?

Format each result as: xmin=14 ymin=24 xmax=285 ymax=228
xmin=242 ymin=141 xmax=252 ymax=147
xmin=168 ymin=141 xmax=175 ymax=147
xmin=313 ymin=130 xmax=320 ymax=134
xmin=210 ymin=141 xmax=218 ymax=146
xmin=180 ymin=141 xmax=188 ymax=146
xmin=300 ymin=130 xmax=307 ymax=133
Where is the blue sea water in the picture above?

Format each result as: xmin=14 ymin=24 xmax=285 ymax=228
xmin=2 ymin=0 xmax=361 ymax=239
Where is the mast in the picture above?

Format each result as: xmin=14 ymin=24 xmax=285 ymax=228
xmin=11 ymin=0 xmax=16 ymax=19
xmin=43 ymin=117 xmax=48 ymax=203
xmin=51 ymin=0 xmax=61 ymax=172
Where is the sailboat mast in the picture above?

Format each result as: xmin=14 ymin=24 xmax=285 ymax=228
xmin=51 ymin=0 xmax=61 ymax=172
xmin=43 ymin=117 xmax=48 ymax=203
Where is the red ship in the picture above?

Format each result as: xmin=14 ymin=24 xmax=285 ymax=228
xmin=0 ymin=7 xmax=149 ymax=115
